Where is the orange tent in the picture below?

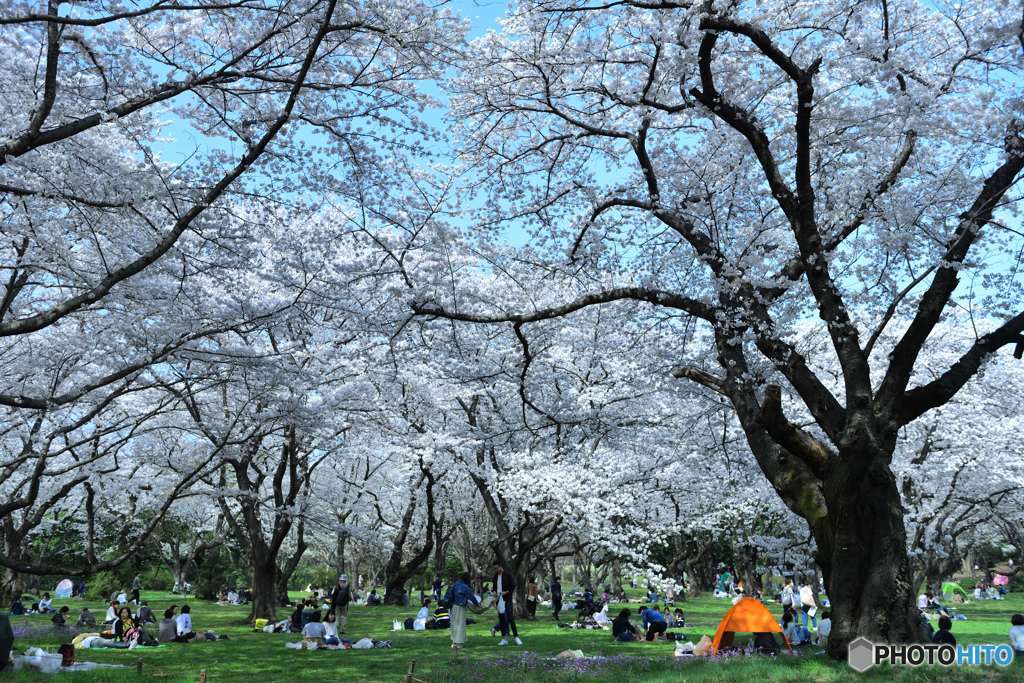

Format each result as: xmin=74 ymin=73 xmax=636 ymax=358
xmin=710 ymin=597 xmax=792 ymax=654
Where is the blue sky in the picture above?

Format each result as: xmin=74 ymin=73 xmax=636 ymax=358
xmin=159 ymin=0 xmax=508 ymax=161
xmin=154 ymin=0 xmax=527 ymax=239
xmin=458 ymin=0 xmax=508 ymax=36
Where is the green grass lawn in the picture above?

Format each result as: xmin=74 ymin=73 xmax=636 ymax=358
xmin=5 ymin=590 xmax=1024 ymax=681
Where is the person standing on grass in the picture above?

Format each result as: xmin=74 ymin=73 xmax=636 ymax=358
xmin=526 ymin=577 xmax=540 ymax=620
xmin=445 ymin=572 xmax=479 ymax=650
xmin=549 ymin=576 xmax=563 ymax=621
xmin=780 ymin=578 xmax=795 ymax=610
xmin=494 ymin=564 xmax=522 ymax=646
xmin=433 ymin=575 xmax=443 ymax=602
xmin=131 ymin=575 xmax=142 ymax=605
xmin=799 ymin=579 xmax=817 ymax=631
xmin=330 ymin=574 xmax=352 ymax=635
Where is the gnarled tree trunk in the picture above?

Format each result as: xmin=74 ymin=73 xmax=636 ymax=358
xmin=251 ymin=556 xmax=279 ymax=620
xmin=382 ymin=469 xmax=436 ymax=605
xmin=821 ymin=451 xmax=918 ymax=657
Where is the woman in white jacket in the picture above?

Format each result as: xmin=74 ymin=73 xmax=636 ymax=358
xmin=799 ymin=581 xmax=817 ymax=631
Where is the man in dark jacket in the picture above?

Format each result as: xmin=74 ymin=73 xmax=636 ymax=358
xmin=493 ymin=564 xmax=521 ymax=646
xmin=330 ymin=574 xmax=352 ymax=634
xmin=549 ymin=577 xmax=563 ymax=621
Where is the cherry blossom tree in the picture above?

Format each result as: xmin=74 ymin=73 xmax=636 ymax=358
xmin=417 ymin=0 xmax=1024 ymax=656
xmin=0 ymin=0 xmax=462 ymax=596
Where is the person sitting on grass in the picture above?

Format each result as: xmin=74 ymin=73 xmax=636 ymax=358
xmin=10 ymin=594 xmax=25 ymax=615
xmin=671 ymin=608 xmax=686 ymax=627
xmin=433 ymin=604 xmax=450 ymax=629
xmin=114 ymin=606 xmax=141 ymax=646
xmin=323 ymin=610 xmax=340 ymax=645
xmin=302 ymin=610 xmax=326 ymax=647
xmin=137 ymin=601 xmax=156 ymax=624
xmin=782 ymin=611 xmax=811 ymax=645
xmin=289 ymin=603 xmax=304 ymax=633
xmin=641 ymin=605 xmax=667 ymax=641
xmin=51 ymin=606 xmax=71 ymax=627
xmin=77 ymin=607 xmax=97 ymax=627
xmin=817 ymin=610 xmax=832 ymax=647
xmin=593 ymin=604 xmax=612 ymax=628
xmin=159 ymin=608 xmax=178 ymax=643
xmin=38 ymin=592 xmax=53 ymax=613
xmin=1009 ymin=614 xmax=1024 ymax=653
xmin=932 ymin=615 xmax=956 ymax=646
xmin=752 ymin=632 xmax=781 ymax=655
xmin=105 ymin=600 xmax=119 ymax=624
xmin=174 ymin=604 xmax=196 ymax=642
xmin=407 ymin=598 xmax=433 ymax=631
xmin=301 ymin=600 xmax=316 ymax=628
xmin=612 ymin=608 xmax=642 ymax=642
xmin=366 ymin=589 xmax=382 ymax=606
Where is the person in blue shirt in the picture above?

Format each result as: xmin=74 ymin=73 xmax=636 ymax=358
xmin=641 ymin=605 xmax=667 ymax=641
xmin=444 ymin=572 xmax=480 ymax=650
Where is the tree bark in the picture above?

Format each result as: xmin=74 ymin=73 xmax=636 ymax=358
xmin=382 ymin=470 xmax=435 ymax=605
xmin=821 ymin=451 xmax=919 ymax=658
xmin=251 ymin=556 xmax=279 ymax=621
xmin=335 ymin=529 xmax=348 ymax=575
xmin=0 ymin=565 xmax=19 ymax=606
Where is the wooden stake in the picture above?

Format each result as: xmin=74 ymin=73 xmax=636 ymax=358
xmin=403 ymin=659 xmax=427 ymax=683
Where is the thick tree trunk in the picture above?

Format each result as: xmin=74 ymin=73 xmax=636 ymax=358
xmin=275 ymin=569 xmax=290 ymax=603
xmin=383 ymin=580 xmax=407 ymax=605
xmin=513 ymin=566 xmax=530 ymax=619
xmin=250 ymin=559 xmax=279 ymax=621
xmin=0 ymin=566 xmax=18 ymax=606
xmin=821 ymin=454 xmax=919 ymax=659
xmin=382 ymin=472 xmax=436 ymax=606
xmin=610 ymin=562 xmax=624 ymax=596
xmin=172 ymin=562 xmax=189 ymax=594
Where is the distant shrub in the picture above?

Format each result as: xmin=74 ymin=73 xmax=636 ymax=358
xmin=86 ymin=571 xmax=122 ymax=601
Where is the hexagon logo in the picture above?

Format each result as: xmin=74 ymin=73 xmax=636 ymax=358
xmin=848 ymin=637 xmax=876 ymax=673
